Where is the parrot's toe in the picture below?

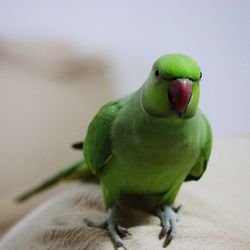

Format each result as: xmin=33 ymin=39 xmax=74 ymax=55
xmin=108 ymin=224 xmax=129 ymax=250
xmin=117 ymin=225 xmax=132 ymax=237
xmin=84 ymin=205 xmax=130 ymax=250
xmin=162 ymin=229 xmax=176 ymax=247
xmin=84 ymin=218 xmax=107 ymax=229
xmin=156 ymin=204 xmax=181 ymax=248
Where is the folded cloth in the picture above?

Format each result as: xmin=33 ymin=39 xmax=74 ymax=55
xmin=0 ymin=135 xmax=250 ymax=250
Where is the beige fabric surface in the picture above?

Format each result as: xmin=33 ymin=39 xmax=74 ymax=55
xmin=0 ymin=135 xmax=250 ymax=250
xmin=0 ymin=40 xmax=114 ymax=236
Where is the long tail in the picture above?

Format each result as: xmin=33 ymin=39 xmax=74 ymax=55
xmin=16 ymin=160 xmax=92 ymax=202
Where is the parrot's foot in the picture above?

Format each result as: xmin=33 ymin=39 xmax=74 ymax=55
xmin=156 ymin=204 xmax=181 ymax=247
xmin=84 ymin=205 xmax=131 ymax=250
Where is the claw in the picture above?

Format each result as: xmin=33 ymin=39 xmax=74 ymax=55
xmin=116 ymin=239 xmax=129 ymax=250
xmin=84 ymin=205 xmax=130 ymax=250
xmin=156 ymin=204 xmax=180 ymax=247
xmin=174 ymin=204 xmax=182 ymax=214
xmin=159 ymin=226 xmax=175 ymax=247
xmin=163 ymin=231 xmax=175 ymax=247
xmin=117 ymin=225 xmax=131 ymax=237
xmin=159 ymin=227 xmax=168 ymax=239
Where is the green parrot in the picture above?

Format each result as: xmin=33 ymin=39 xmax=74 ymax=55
xmin=17 ymin=53 xmax=212 ymax=249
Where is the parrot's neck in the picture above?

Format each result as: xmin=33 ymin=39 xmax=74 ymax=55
xmin=140 ymin=86 xmax=153 ymax=118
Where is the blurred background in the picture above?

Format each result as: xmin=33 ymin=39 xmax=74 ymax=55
xmin=0 ymin=0 xmax=249 ymax=237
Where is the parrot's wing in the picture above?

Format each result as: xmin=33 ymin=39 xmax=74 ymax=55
xmin=84 ymin=100 xmax=122 ymax=175
xmin=185 ymin=113 xmax=212 ymax=181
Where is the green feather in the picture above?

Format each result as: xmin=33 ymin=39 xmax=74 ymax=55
xmin=16 ymin=160 xmax=90 ymax=202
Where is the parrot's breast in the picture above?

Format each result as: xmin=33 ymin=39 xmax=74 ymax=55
xmin=103 ymin=95 xmax=206 ymax=196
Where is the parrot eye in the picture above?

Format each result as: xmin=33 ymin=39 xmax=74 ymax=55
xmin=200 ymin=72 xmax=202 ymax=79
xmin=154 ymin=69 xmax=160 ymax=78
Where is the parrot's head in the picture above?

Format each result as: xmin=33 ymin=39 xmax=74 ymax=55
xmin=142 ymin=53 xmax=202 ymax=119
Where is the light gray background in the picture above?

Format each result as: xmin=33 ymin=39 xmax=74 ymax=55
xmin=1 ymin=0 xmax=249 ymax=134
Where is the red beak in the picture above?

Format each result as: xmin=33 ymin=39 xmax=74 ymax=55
xmin=168 ymin=79 xmax=193 ymax=113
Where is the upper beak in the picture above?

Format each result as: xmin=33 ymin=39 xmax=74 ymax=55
xmin=168 ymin=79 xmax=193 ymax=114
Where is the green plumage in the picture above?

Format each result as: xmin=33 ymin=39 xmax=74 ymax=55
xmin=16 ymin=161 xmax=87 ymax=202
xmin=16 ymin=53 xmax=212 ymax=248
xmin=17 ymin=54 xmax=212 ymax=207
xmin=83 ymin=54 xmax=212 ymax=208
xmin=84 ymin=91 xmax=211 ymax=207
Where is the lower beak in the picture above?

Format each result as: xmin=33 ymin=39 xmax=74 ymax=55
xmin=168 ymin=79 xmax=193 ymax=114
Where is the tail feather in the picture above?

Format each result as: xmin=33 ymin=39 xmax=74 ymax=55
xmin=16 ymin=160 xmax=92 ymax=202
